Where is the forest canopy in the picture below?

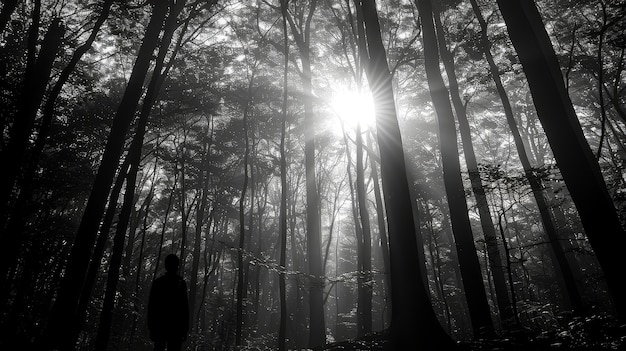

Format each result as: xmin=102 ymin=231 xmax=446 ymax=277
xmin=0 ymin=0 xmax=625 ymax=350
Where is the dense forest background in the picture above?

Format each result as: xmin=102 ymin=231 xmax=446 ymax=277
xmin=1 ymin=0 xmax=626 ymax=350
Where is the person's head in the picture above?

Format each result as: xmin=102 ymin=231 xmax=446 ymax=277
xmin=164 ymin=254 xmax=180 ymax=273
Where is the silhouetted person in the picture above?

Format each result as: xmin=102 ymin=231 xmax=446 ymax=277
xmin=148 ymin=254 xmax=189 ymax=351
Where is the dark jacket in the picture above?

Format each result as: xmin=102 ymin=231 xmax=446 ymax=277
xmin=147 ymin=272 xmax=190 ymax=340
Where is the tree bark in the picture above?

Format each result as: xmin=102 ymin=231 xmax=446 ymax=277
xmin=437 ymin=0 xmax=513 ymax=325
xmin=278 ymin=2 xmax=289 ymax=348
xmin=7 ymin=0 xmax=115 ymax=246
xmin=0 ymin=15 xmax=64 ymax=225
xmin=417 ymin=0 xmax=494 ymax=337
xmin=40 ymin=2 xmax=169 ymax=348
xmin=236 ymin=78 xmax=253 ymax=346
xmin=95 ymin=86 xmax=156 ymax=349
xmin=469 ymin=0 xmax=584 ymax=317
xmin=366 ymin=131 xmax=390 ymax=301
xmin=355 ymin=123 xmax=373 ymax=337
xmin=496 ymin=0 xmax=626 ymax=321
xmin=0 ymin=15 xmax=64 ymax=310
xmin=285 ymin=1 xmax=325 ymax=346
xmin=357 ymin=0 xmax=453 ymax=348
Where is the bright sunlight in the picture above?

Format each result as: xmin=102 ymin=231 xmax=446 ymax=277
xmin=330 ymin=88 xmax=376 ymax=131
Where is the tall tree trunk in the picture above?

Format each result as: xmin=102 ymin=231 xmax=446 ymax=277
xmin=436 ymin=1 xmax=513 ymax=324
xmin=189 ymin=141 xmax=211 ymax=340
xmin=127 ymin=186 xmax=155 ymax=350
xmin=285 ymin=1 xmax=325 ymax=346
xmin=95 ymin=1 xmax=182 ymax=339
xmin=236 ymin=86 xmax=253 ymax=346
xmin=177 ymin=138 xmax=190 ymax=271
xmin=366 ymin=131 xmax=390 ymax=298
xmin=40 ymin=3 xmax=169 ymax=348
xmin=278 ymin=2 xmax=289 ymax=348
xmin=94 ymin=106 xmax=151 ymax=351
xmin=70 ymin=159 xmax=130 ymax=345
xmin=6 ymin=0 xmax=115 ymax=244
xmin=342 ymin=125 xmax=364 ymax=337
xmin=0 ymin=18 xmax=64 ymax=283
xmin=303 ymin=20 xmax=326 ymax=351
xmin=422 ymin=201 xmax=453 ymax=333
xmin=496 ymin=0 xmax=626 ymax=320
xmin=352 ymin=2 xmax=373 ymax=334
xmin=469 ymin=0 xmax=584 ymax=317
xmin=355 ymin=123 xmax=373 ymax=337
xmin=0 ymin=17 xmax=65 ymax=311
xmin=0 ymin=3 xmax=62 ymax=218
xmin=417 ymin=0 xmax=493 ymax=337
xmin=357 ymin=0 xmax=453 ymax=348
xmin=93 ymin=177 xmax=133 ymax=351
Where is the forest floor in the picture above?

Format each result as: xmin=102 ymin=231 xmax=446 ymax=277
xmin=318 ymin=314 xmax=626 ymax=350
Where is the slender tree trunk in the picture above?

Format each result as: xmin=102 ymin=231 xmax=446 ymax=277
xmin=70 ymin=159 xmax=130 ymax=345
xmin=470 ymin=0 xmax=585 ymax=318
xmin=189 ymin=143 xmax=211 ymax=341
xmin=7 ymin=0 xmax=115 ymax=242
xmin=355 ymin=123 xmax=372 ymax=337
xmin=177 ymin=140 xmax=190 ymax=270
xmin=357 ymin=0 xmax=453 ymax=348
xmin=95 ymin=109 xmax=150 ymax=351
xmin=595 ymin=2 xmax=609 ymax=159
xmin=366 ymin=131 xmax=391 ymax=327
xmin=497 ymin=210 xmax=521 ymax=325
xmin=0 ymin=6 xmax=63 ymax=218
xmin=0 ymin=18 xmax=64 ymax=289
xmin=278 ymin=2 xmax=289 ymax=348
xmin=437 ymin=1 xmax=513 ymax=325
xmin=127 ymin=185 xmax=154 ymax=350
xmin=418 ymin=0 xmax=494 ymax=337
xmin=423 ymin=202 xmax=452 ymax=333
xmin=496 ymin=0 xmax=624 ymax=318
xmin=301 ymin=16 xmax=326 ymax=351
xmin=94 ymin=4 xmax=180 ymax=340
xmin=342 ymin=126 xmax=365 ymax=337
xmin=366 ymin=131 xmax=390 ymax=299
xmin=41 ymin=3 xmax=169 ymax=348
xmin=93 ymin=178 xmax=133 ymax=351
xmin=236 ymin=88 xmax=252 ymax=346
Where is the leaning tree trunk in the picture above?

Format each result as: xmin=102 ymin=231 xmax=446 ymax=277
xmin=70 ymin=159 xmax=130 ymax=345
xmin=95 ymin=79 xmax=156 ymax=349
xmin=0 ymin=2 xmax=115 ymax=322
xmin=7 ymin=0 xmax=115 ymax=250
xmin=0 ymin=6 xmax=63 ymax=218
xmin=0 ymin=16 xmax=64 ymax=311
xmin=417 ymin=0 xmax=494 ymax=337
xmin=357 ymin=0 xmax=454 ymax=348
xmin=469 ymin=0 xmax=584 ymax=317
xmin=434 ymin=1 xmax=513 ymax=325
xmin=496 ymin=0 xmax=626 ymax=321
xmin=40 ymin=2 xmax=169 ymax=349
